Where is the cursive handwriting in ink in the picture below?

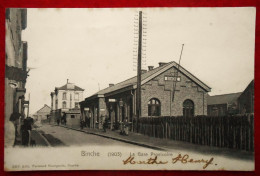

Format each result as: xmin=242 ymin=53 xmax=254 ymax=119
xmin=123 ymin=156 xmax=168 ymax=165
xmin=172 ymin=154 xmax=214 ymax=169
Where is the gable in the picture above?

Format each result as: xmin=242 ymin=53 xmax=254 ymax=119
xmin=37 ymin=105 xmax=51 ymax=113
xmin=144 ymin=66 xmax=207 ymax=93
xmin=137 ymin=62 xmax=211 ymax=92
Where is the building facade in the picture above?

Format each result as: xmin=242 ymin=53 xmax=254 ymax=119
xmin=207 ymin=92 xmax=242 ymax=116
xmin=207 ymin=79 xmax=254 ymax=116
xmin=5 ymin=8 xmax=28 ymax=147
xmin=80 ymin=61 xmax=211 ymax=129
xmin=33 ymin=104 xmax=51 ymax=124
xmin=50 ymin=80 xmax=84 ymax=127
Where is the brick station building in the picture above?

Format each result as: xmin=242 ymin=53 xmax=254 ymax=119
xmin=80 ymin=61 xmax=211 ymax=129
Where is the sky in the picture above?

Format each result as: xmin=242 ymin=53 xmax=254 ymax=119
xmin=21 ymin=8 xmax=256 ymax=114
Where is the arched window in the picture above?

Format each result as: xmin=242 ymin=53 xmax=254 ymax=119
xmin=183 ymin=99 xmax=194 ymax=117
xmin=62 ymin=101 xmax=67 ymax=109
xmin=55 ymin=100 xmax=58 ymax=109
xmin=148 ymin=98 xmax=161 ymax=116
xmin=63 ymin=92 xmax=67 ymax=100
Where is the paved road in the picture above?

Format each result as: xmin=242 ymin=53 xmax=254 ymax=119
xmin=33 ymin=124 xmax=145 ymax=148
xmin=30 ymin=129 xmax=49 ymax=147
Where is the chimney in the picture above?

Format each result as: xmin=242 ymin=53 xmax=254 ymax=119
xmin=148 ymin=66 xmax=154 ymax=71
xmin=67 ymin=79 xmax=69 ymax=84
xmin=141 ymin=69 xmax=147 ymax=74
xmin=159 ymin=62 xmax=167 ymax=67
xmin=109 ymin=83 xmax=114 ymax=87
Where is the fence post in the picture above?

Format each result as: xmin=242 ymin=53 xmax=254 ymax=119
xmin=165 ymin=116 xmax=168 ymax=139
xmin=251 ymin=114 xmax=254 ymax=151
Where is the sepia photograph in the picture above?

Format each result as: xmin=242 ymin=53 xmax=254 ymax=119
xmin=4 ymin=7 xmax=255 ymax=171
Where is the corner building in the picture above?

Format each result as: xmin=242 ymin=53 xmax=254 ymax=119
xmin=50 ymin=80 xmax=84 ymax=127
xmin=5 ymin=8 xmax=28 ymax=146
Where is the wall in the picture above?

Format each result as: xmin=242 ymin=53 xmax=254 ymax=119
xmin=238 ymin=80 xmax=254 ymax=114
xmin=5 ymin=9 xmax=27 ymax=147
xmin=207 ymin=104 xmax=227 ymax=116
xmin=5 ymin=78 xmax=15 ymax=122
xmin=66 ymin=114 xmax=81 ymax=128
xmin=141 ymin=66 xmax=208 ymax=116
xmin=57 ymin=90 xmax=83 ymax=109
xmin=36 ymin=105 xmax=51 ymax=122
xmin=5 ymin=9 xmax=27 ymax=123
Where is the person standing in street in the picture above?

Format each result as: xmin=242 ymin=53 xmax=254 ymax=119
xmin=6 ymin=112 xmax=21 ymax=147
xmin=123 ymin=118 xmax=129 ymax=136
xmin=21 ymin=117 xmax=32 ymax=146
xmin=102 ymin=115 xmax=108 ymax=132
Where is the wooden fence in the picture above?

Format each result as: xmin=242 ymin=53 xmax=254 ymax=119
xmin=133 ymin=115 xmax=254 ymax=151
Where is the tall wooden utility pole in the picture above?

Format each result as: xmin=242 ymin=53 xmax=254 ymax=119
xmin=27 ymin=93 xmax=30 ymax=117
xmin=136 ymin=11 xmax=142 ymax=132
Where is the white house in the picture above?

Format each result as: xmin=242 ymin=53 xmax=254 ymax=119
xmin=50 ymin=80 xmax=84 ymax=126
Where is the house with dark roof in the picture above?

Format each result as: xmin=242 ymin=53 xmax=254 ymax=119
xmin=207 ymin=79 xmax=254 ymax=116
xmin=207 ymin=92 xmax=242 ymax=116
xmin=33 ymin=104 xmax=51 ymax=123
xmin=50 ymin=80 xmax=84 ymax=127
xmin=80 ymin=61 xmax=211 ymax=129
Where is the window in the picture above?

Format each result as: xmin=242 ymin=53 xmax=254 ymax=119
xmin=75 ymin=93 xmax=79 ymax=100
xmin=63 ymin=92 xmax=67 ymax=100
xmin=148 ymin=98 xmax=161 ymax=116
xmin=164 ymin=76 xmax=181 ymax=82
xmin=55 ymin=100 xmax=58 ymax=109
xmin=71 ymin=115 xmax=75 ymax=118
xmin=75 ymin=102 xmax=79 ymax=108
xmin=183 ymin=99 xmax=194 ymax=117
xmin=62 ymin=101 xmax=66 ymax=109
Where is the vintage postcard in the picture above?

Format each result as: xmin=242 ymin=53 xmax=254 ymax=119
xmin=4 ymin=7 xmax=255 ymax=171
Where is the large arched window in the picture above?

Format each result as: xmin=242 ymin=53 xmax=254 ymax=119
xmin=148 ymin=98 xmax=161 ymax=116
xmin=183 ymin=99 xmax=194 ymax=117
xmin=62 ymin=101 xmax=67 ymax=109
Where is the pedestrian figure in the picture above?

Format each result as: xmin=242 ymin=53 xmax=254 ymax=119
xmin=57 ymin=119 xmax=60 ymax=126
xmin=21 ymin=117 xmax=32 ymax=146
xmin=62 ymin=113 xmax=66 ymax=125
xmin=80 ymin=120 xmax=84 ymax=129
xmin=8 ymin=112 xmax=21 ymax=147
xmin=102 ymin=115 xmax=108 ymax=132
xmin=123 ymin=118 xmax=129 ymax=136
xmin=64 ymin=118 xmax=67 ymax=126
xmin=120 ymin=120 xmax=123 ymax=135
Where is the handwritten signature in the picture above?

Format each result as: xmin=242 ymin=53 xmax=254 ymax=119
xmin=123 ymin=154 xmax=214 ymax=169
